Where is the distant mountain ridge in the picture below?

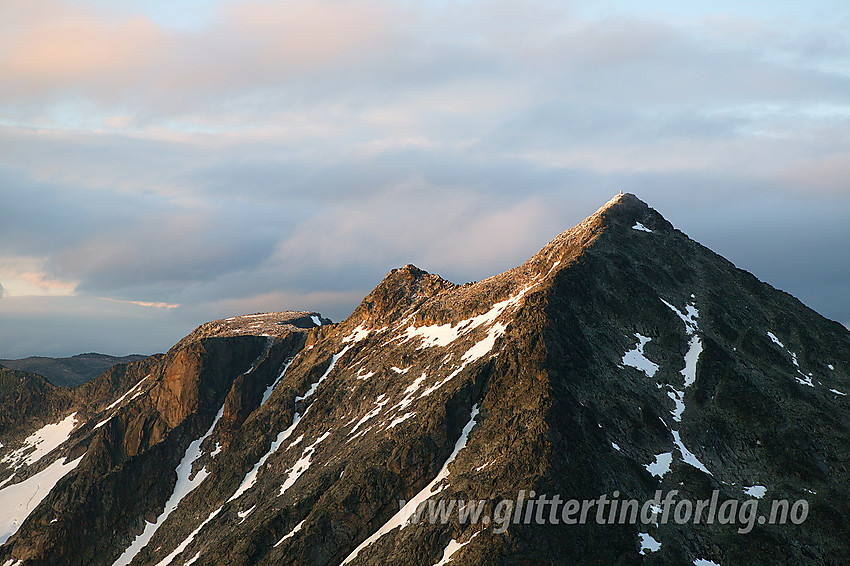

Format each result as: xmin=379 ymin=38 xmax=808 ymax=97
xmin=1 ymin=195 xmax=849 ymax=566
xmin=0 ymin=353 xmax=150 ymax=388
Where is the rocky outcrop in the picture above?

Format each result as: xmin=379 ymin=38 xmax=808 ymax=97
xmin=0 ymin=368 xmax=74 ymax=437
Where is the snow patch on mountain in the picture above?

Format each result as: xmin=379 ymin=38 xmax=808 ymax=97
xmin=671 ymin=431 xmax=712 ymax=475
xmin=287 ymin=434 xmax=304 ymax=451
xmin=419 ymin=325 xmax=507 ymax=399
xmin=639 ymin=532 xmax=661 ymax=554
xmin=681 ymin=336 xmax=702 ymax=388
xmin=743 ymin=485 xmax=766 ymax=499
xmin=113 ymin=404 xmax=225 ymax=566
xmin=0 ymin=474 xmax=14 ymax=489
xmin=387 ymin=412 xmax=416 ymax=429
xmin=795 ymin=374 xmax=814 ymax=387
xmin=645 ymin=452 xmax=673 ymax=478
xmin=460 ymin=322 xmax=507 ymax=365
xmin=767 ymin=331 xmax=784 ymax=349
xmin=660 ymin=297 xmax=712 ymax=476
xmin=181 ymin=354 xmax=330 ymax=560
xmin=668 ymin=388 xmax=685 ymax=422
xmin=402 ymin=275 xmax=545 ymax=350
xmin=229 ymin=410 xmax=305 ymax=502
xmin=93 ymin=415 xmax=113 ymax=430
xmin=393 ymin=375 xmax=427 ymax=411
xmin=350 ymin=395 xmax=389 ymax=435
xmin=262 ymin=358 xmax=295 ymax=406
xmin=357 ymin=369 xmax=375 ymax=380
xmin=279 ymin=431 xmax=330 ymax=496
xmin=433 ymin=531 xmax=481 ymax=565
xmin=661 ymin=299 xmax=699 ymax=335
xmin=105 ymin=376 xmax=149 ymax=411
xmin=622 ymin=333 xmax=658 ymax=377
xmin=341 ymin=404 xmax=480 ymax=565
xmin=296 ymin=346 xmax=350 ymax=402
xmin=767 ymin=331 xmax=816 ymax=387
xmin=1 ymin=412 xmax=78 ymax=469
xmin=154 ymin=507 xmax=222 ymax=566
xmin=0 ymin=455 xmax=84 ymax=544
xmin=275 ymin=519 xmax=305 ymax=547
xmin=343 ymin=323 xmax=373 ymax=344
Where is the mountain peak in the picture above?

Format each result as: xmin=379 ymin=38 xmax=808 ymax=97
xmin=529 ymin=192 xmax=672 ymax=266
xmin=348 ymin=264 xmax=457 ymax=327
xmin=598 ymin=190 xmax=645 ymax=210
xmin=587 ymin=191 xmax=667 ymax=230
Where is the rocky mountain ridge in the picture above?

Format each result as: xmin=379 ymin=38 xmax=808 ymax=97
xmin=1 ymin=194 xmax=849 ymax=566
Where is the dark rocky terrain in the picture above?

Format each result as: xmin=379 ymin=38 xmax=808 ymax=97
xmin=1 ymin=194 xmax=848 ymax=566
xmin=0 ymin=354 xmax=150 ymax=388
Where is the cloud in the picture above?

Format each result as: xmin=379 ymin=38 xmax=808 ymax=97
xmin=0 ymin=0 xmax=400 ymax=119
xmin=267 ymin=181 xmax=559 ymax=283
xmin=0 ymin=0 xmax=163 ymax=100
xmin=102 ymin=298 xmax=181 ymax=309
xmin=0 ymin=256 xmax=79 ymax=297
xmin=1 ymin=0 xmax=849 ymax=356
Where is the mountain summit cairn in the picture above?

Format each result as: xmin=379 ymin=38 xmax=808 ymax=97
xmin=2 ymin=194 xmax=849 ymax=565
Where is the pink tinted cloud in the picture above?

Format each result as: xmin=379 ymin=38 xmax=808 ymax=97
xmin=0 ymin=0 xmax=164 ymax=99
xmin=102 ymin=298 xmax=181 ymax=309
xmin=0 ymin=0 xmax=399 ymax=108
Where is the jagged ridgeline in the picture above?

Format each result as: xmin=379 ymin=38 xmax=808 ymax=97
xmin=2 ymin=194 xmax=849 ymax=566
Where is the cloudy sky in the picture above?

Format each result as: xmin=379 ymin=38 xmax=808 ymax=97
xmin=1 ymin=0 xmax=849 ymax=358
